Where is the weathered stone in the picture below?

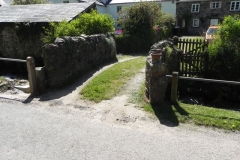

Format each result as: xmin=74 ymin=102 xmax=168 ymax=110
xmin=145 ymin=56 xmax=169 ymax=104
xmin=150 ymin=40 xmax=182 ymax=74
xmin=42 ymin=34 xmax=117 ymax=87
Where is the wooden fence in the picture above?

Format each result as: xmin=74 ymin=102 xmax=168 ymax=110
xmin=175 ymin=38 xmax=208 ymax=77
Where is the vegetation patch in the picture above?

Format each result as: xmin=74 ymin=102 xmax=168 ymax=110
xmin=43 ymin=10 xmax=115 ymax=43
xmin=135 ymin=82 xmax=240 ymax=131
xmin=80 ymin=56 xmax=146 ymax=102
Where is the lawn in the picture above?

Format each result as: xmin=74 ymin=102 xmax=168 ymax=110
xmin=80 ymin=56 xmax=146 ymax=102
xmin=79 ymin=55 xmax=240 ymax=131
xmin=136 ymin=82 xmax=240 ymax=131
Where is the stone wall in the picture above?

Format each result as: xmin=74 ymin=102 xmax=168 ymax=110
xmin=0 ymin=23 xmax=45 ymax=62
xmin=176 ymin=0 xmax=240 ymax=35
xmin=0 ymin=23 xmax=117 ymax=88
xmin=42 ymin=34 xmax=117 ymax=87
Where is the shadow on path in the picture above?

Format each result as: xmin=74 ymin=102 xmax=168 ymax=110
xmin=151 ymin=102 xmax=189 ymax=127
xmin=37 ymin=60 xmax=117 ymax=102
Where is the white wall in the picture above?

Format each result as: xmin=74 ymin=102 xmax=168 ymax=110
xmin=102 ymin=1 xmax=176 ymax=29
xmin=48 ymin=0 xmax=176 ymax=29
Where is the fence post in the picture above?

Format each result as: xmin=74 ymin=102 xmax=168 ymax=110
xmin=173 ymin=36 xmax=178 ymax=46
xmin=26 ymin=56 xmax=37 ymax=94
xmin=35 ymin=67 xmax=46 ymax=93
xmin=171 ymin=72 xmax=179 ymax=103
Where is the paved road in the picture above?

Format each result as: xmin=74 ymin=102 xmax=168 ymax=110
xmin=0 ymin=98 xmax=239 ymax=160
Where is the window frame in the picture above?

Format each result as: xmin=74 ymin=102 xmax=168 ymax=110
xmin=210 ymin=2 xmax=222 ymax=9
xmin=117 ymin=6 xmax=122 ymax=13
xmin=230 ymin=1 xmax=240 ymax=11
xmin=192 ymin=19 xmax=200 ymax=27
xmin=191 ymin=4 xmax=200 ymax=13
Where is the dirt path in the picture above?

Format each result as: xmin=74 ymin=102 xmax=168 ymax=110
xmin=0 ymin=57 xmax=156 ymax=130
xmin=0 ymin=57 xmax=239 ymax=134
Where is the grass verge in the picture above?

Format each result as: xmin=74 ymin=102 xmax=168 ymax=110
xmin=80 ymin=56 xmax=146 ymax=102
xmin=136 ymin=82 xmax=240 ymax=131
xmin=80 ymin=54 xmax=240 ymax=131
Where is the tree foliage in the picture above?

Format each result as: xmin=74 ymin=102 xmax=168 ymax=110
xmin=118 ymin=1 xmax=162 ymax=36
xmin=43 ymin=10 xmax=115 ymax=43
xmin=116 ymin=2 xmax=162 ymax=52
xmin=13 ymin=0 xmax=48 ymax=5
xmin=157 ymin=13 xmax=175 ymax=27
xmin=208 ymin=15 xmax=240 ymax=80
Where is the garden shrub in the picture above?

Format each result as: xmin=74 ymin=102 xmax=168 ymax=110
xmin=202 ymin=15 xmax=240 ymax=107
xmin=208 ymin=15 xmax=240 ymax=81
xmin=117 ymin=2 xmax=162 ymax=53
xmin=116 ymin=2 xmax=175 ymax=54
xmin=43 ymin=10 xmax=115 ymax=43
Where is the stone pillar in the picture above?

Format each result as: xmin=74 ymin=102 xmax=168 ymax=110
xmin=145 ymin=56 xmax=168 ymax=104
xmin=35 ymin=67 xmax=46 ymax=93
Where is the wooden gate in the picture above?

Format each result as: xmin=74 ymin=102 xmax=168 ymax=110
xmin=176 ymin=38 xmax=208 ymax=77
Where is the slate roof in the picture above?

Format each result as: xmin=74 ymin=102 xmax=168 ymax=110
xmin=0 ymin=2 xmax=96 ymax=23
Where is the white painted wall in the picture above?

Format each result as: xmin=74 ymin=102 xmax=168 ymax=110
xmin=101 ymin=0 xmax=176 ymax=29
xmin=48 ymin=0 xmax=176 ymax=29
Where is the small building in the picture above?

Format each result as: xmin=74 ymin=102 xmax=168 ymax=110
xmin=176 ymin=0 xmax=240 ymax=35
xmin=0 ymin=3 xmax=96 ymax=63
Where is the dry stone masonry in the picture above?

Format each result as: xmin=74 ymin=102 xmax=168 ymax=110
xmin=42 ymin=34 xmax=117 ymax=87
xmin=145 ymin=40 xmax=182 ymax=104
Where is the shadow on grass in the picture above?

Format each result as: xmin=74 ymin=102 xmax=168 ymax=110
xmin=151 ymin=102 xmax=189 ymax=127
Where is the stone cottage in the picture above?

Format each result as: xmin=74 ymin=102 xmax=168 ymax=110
xmin=0 ymin=2 xmax=96 ymax=66
xmin=176 ymin=0 xmax=240 ymax=35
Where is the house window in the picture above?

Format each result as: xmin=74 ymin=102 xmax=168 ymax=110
xmin=193 ymin=19 xmax=199 ymax=27
xmin=117 ymin=6 xmax=122 ymax=13
xmin=230 ymin=1 xmax=240 ymax=11
xmin=210 ymin=2 xmax=222 ymax=9
xmin=191 ymin=4 xmax=200 ymax=13
xmin=63 ymin=0 xmax=69 ymax=3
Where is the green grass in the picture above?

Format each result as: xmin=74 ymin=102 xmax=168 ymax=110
xmin=80 ymin=54 xmax=240 ymax=131
xmin=80 ymin=56 xmax=146 ymax=102
xmin=136 ymin=82 xmax=240 ymax=131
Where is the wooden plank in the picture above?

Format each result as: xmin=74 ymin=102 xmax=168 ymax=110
xmin=189 ymin=54 xmax=192 ymax=76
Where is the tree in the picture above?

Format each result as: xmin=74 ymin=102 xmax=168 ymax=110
xmin=117 ymin=2 xmax=162 ymax=52
xmin=13 ymin=0 xmax=48 ymax=5
xmin=118 ymin=1 xmax=162 ymax=36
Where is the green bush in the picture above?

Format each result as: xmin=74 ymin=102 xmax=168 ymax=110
xmin=43 ymin=10 xmax=115 ymax=43
xmin=208 ymin=15 xmax=240 ymax=80
xmin=117 ymin=2 xmax=162 ymax=53
xmin=205 ymin=15 xmax=240 ymax=106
